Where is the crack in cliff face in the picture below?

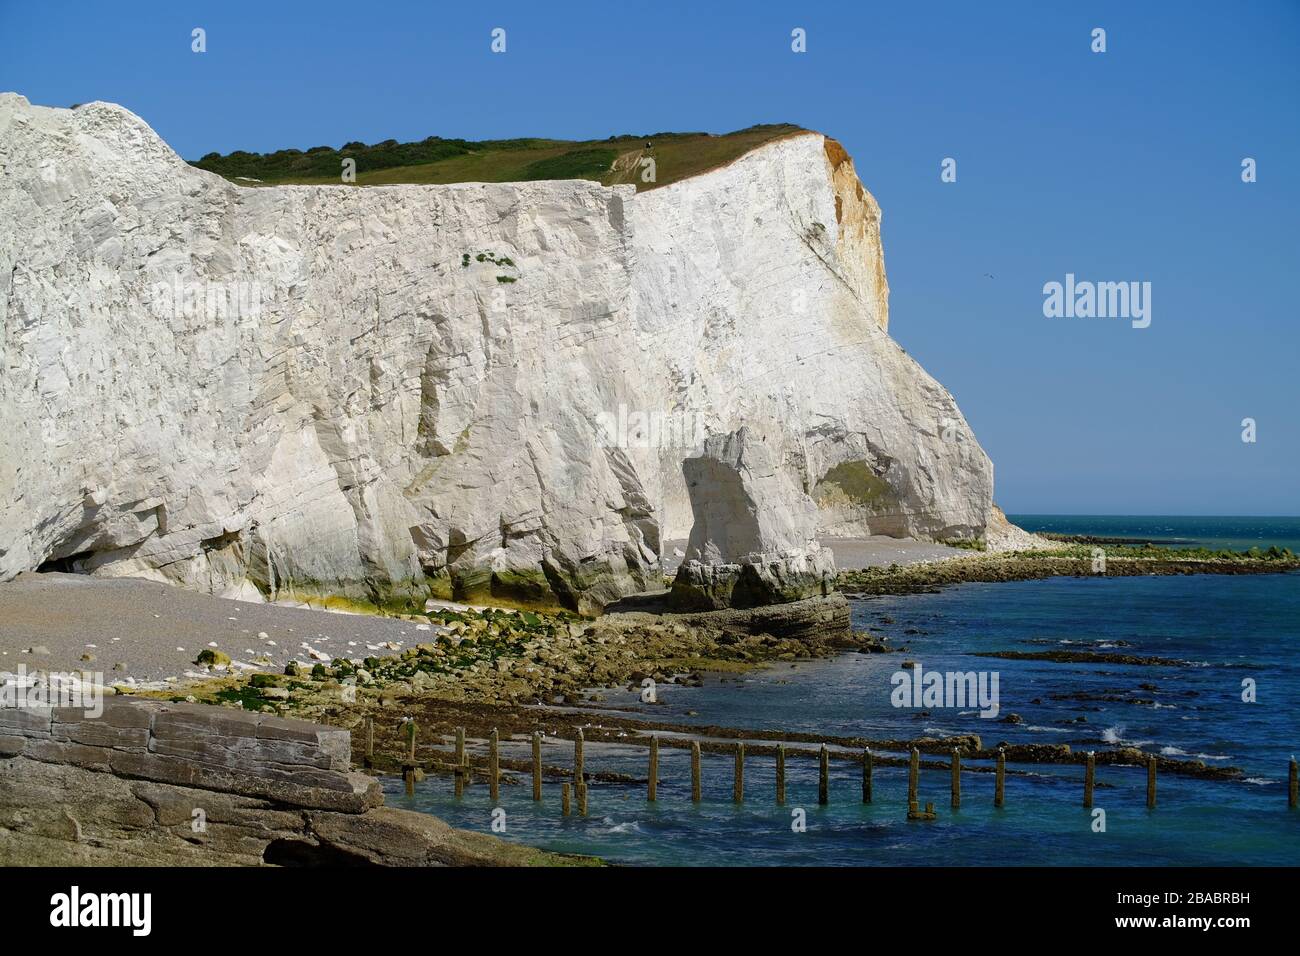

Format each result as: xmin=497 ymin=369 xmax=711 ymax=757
xmin=790 ymin=215 xmax=864 ymax=304
xmin=416 ymin=329 xmax=453 ymax=458
xmin=603 ymin=445 xmax=661 ymax=570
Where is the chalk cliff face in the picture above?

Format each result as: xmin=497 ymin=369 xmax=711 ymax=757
xmin=0 ymin=94 xmax=993 ymax=612
xmin=632 ymin=134 xmax=991 ymax=541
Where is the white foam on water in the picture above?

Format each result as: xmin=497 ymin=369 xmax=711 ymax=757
xmin=922 ymin=727 xmax=964 ymax=737
xmin=599 ymin=818 xmax=642 ymax=834
xmin=1160 ymin=746 xmax=1233 ymax=761
xmin=1102 ymin=725 xmax=1153 ymax=748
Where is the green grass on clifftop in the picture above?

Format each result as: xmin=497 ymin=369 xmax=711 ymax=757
xmin=189 ymin=124 xmax=806 ymax=191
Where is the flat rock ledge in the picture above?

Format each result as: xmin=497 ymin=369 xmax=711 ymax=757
xmin=0 ymin=697 xmax=582 ymax=866
xmin=611 ymin=592 xmax=852 ymax=644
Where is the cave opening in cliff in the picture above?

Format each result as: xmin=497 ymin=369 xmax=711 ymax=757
xmin=34 ymin=550 xmax=94 ymax=574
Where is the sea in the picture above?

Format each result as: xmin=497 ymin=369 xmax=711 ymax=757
xmin=386 ymin=516 xmax=1300 ymax=866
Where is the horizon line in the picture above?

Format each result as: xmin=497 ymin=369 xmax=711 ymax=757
xmin=1005 ymin=512 xmax=1300 ymax=519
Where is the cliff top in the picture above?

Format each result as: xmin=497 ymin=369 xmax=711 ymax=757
xmin=187 ymin=122 xmax=809 ymax=191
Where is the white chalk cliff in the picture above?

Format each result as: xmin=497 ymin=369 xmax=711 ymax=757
xmin=0 ymin=94 xmax=993 ymax=613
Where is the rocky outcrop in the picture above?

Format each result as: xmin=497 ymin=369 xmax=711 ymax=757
xmin=0 ymin=696 xmax=578 ymax=865
xmin=670 ymin=428 xmax=834 ymax=609
xmin=0 ymin=93 xmax=993 ymax=613
xmin=667 ymin=592 xmax=852 ymax=642
xmin=984 ymin=504 xmax=1057 ymax=552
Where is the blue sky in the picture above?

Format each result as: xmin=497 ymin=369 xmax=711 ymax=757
xmin=2 ymin=0 xmax=1297 ymax=515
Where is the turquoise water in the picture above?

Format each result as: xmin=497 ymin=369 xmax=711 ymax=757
xmin=387 ymin=529 xmax=1300 ymax=865
xmin=1009 ymin=514 xmax=1300 ymax=552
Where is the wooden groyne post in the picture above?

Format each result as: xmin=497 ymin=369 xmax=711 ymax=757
xmin=532 ymin=732 xmax=542 ymax=801
xmin=994 ymin=748 xmax=1005 ymax=808
xmin=818 ymin=744 xmax=830 ymax=805
xmin=648 ymin=735 xmax=659 ymax=802
xmin=574 ymin=728 xmax=585 ymax=786
xmin=1084 ymin=751 xmax=1095 ymax=809
xmin=907 ymin=747 xmax=919 ymax=811
xmin=1147 ymin=756 xmax=1157 ymax=809
xmin=690 ymin=741 xmax=702 ymax=802
xmin=862 ymin=748 xmax=873 ymax=804
xmin=776 ymin=744 xmax=786 ymax=805
xmin=454 ymin=726 xmax=466 ymax=797
xmin=562 ymin=782 xmax=571 ymax=816
xmin=488 ymin=728 xmax=500 ymax=803
xmin=577 ymin=782 xmax=588 ymax=817
xmin=403 ymin=719 xmax=417 ymax=796
xmin=1290 ymin=756 xmax=1297 ymax=809
xmin=733 ymin=743 xmax=745 ymax=803
xmin=950 ymin=749 xmax=961 ymax=809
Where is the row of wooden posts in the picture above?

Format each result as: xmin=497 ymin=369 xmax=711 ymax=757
xmin=372 ymin=719 xmax=1300 ymax=815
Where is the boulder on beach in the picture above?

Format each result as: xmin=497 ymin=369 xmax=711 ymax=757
xmin=670 ymin=428 xmax=836 ymax=610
